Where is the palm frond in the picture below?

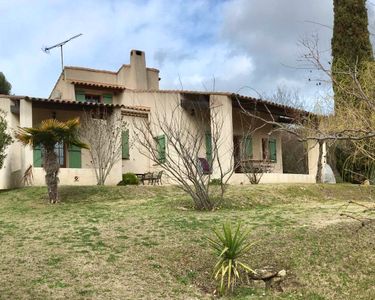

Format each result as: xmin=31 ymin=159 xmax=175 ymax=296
xmin=15 ymin=118 xmax=87 ymax=149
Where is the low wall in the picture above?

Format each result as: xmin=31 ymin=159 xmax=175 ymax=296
xmin=228 ymin=173 xmax=316 ymax=184
xmin=32 ymin=168 xmax=122 ymax=186
xmin=146 ymin=171 xmax=315 ymax=186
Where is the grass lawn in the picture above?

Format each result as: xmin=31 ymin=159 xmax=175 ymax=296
xmin=0 ymin=184 xmax=374 ymax=299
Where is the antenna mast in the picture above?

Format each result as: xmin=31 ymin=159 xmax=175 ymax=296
xmin=42 ymin=33 xmax=83 ymax=77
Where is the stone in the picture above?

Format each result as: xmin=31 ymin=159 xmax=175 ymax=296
xmin=277 ymin=269 xmax=287 ymax=277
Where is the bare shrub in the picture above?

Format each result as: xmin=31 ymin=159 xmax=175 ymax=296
xmin=80 ymin=108 xmax=126 ymax=185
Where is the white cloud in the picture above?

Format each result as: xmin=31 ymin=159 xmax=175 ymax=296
xmin=0 ymin=0 xmax=373 ymax=103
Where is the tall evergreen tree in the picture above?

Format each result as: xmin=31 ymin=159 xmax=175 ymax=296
xmin=0 ymin=72 xmax=12 ymax=95
xmin=332 ymin=0 xmax=373 ymax=67
xmin=331 ymin=0 xmax=373 ymax=107
xmin=331 ymin=0 xmax=375 ymax=183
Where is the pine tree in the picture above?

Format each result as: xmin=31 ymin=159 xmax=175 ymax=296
xmin=0 ymin=72 xmax=12 ymax=95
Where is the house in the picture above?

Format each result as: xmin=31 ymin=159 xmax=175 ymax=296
xmin=0 ymin=50 xmax=323 ymax=189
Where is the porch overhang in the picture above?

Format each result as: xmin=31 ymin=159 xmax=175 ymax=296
xmin=231 ymin=93 xmax=310 ymax=122
xmin=23 ymin=97 xmax=150 ymax=117
xmin=25 ymin=97 xmax=124 ymax=112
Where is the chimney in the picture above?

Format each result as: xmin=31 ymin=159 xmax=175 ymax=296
xmin=129 ymin=50 xmax=147 ymax=90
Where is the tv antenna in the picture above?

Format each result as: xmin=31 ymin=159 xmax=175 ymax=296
xmin=42 ymin=33 xmax=83 ymax=74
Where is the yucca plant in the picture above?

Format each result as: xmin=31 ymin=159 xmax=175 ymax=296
xmin=207 ymin=222 xmax=255 ymax=295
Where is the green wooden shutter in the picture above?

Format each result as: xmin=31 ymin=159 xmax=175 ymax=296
xmin=75 ymin=90 xmax=86 ymax=102
xmin=103 ymin=94 xmax=113 ymax=104
xmin=156 ymin=135 xmax=166 ymax=163
xmin=269 ymin=139 xmax=277 ymax=162
xmin=244 ymin=136 xmax=253 ymax=159
xmin=68 ymin=145 xmax=82 ymax=168
xmin=122 ymin=130 xmax=129 ymax=159
xmin=205 ymin=132 xmax=212 ymax=163
xmin=33 ymin=144 xmax=42 ymax=167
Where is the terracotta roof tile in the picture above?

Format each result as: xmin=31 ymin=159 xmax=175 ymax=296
xmin=127 ymin=89 xmax=231 ymax=96
xmin=127 ymin=89 xmax=308 ymax=114
xmin=69 ymin=79 xmax=126 ymax=90
xmin=24 ymin=97 xmax=150 ymax=112
xmin=231 ymin=93 xmax=309 ymax=114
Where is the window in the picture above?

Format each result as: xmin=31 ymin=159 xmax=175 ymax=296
xmin=75 ymin=91 xmax=85 ymax=102
xmin=85 ymin=94 xmax=101 ymax=103
xmin=103 ymin=94 xmax=113 ymax=104
xmin=55 ymin=142 xmax=66 ymax=167
xmin=155 ymin=135 xmax=166 ymax=163
xmin=262 ymin=138 xmax=277 ymax=162
xmin=33 ymin=143 xmax=82 ymax=168
xmin=75 ymin=90 xmax=113 ymax=104
xmin=33 ymin=143 xmax=67 ymax=168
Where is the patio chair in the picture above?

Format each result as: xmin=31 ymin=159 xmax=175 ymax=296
xmin=198 ymin=158 xmax=211 ymax=174
xmin=144 ymin=172 xmax=153 ymax=185
xmin=153 ymin=170 xmax=163 ymax=185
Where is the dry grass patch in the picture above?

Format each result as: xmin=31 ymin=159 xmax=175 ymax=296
xmin=0 ymin=184 xmax=374 ymax=299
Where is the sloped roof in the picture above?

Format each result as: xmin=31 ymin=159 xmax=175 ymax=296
xmin=129 ymin=89 xmax=231 ymax=96
xmin=127 ymin=89 xmax=309 ymax=114
xmin=24 ymin=96 xmax=150 ymax=112
xmin=231 ymin=93 xmax=308 ymax=114
xmin=69 ymin=80 xmax=126 ymax=90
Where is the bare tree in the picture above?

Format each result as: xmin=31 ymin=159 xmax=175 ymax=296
xmin=235 ymin=35 xmax=375 ymax=183
xmin=134 ymin=97 xmax=236 ymax=211
xmin=266 ymin=86 xmax=306 ymax=110
xmin=80 ymin=108 xmax=126 ymax=185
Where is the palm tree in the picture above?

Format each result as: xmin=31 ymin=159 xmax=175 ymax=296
xmin=16 ymin=118 xmax=88 ymax=203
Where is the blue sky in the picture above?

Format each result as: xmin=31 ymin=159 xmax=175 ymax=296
xmin=1 ymin=0 xmax=374 ymax=106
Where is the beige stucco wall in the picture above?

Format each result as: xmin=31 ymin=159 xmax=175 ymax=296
xmin=229 ymin=173 xmax=315 ymax=185
xmin=232 ymin=108 xmax=283 ymax=173
xmin=0 ymin=98 xmax=36 ymax=189
xmin=32 ymin=107 xmax=91 ymax=171
xmin=121 ymin=91 xmax=211 ymax=180
xmin=147 ymin=69 xmax=159 ymax=90
xmin=32 ymin=167 xmax=121 ymax=186
xmin=210 ymin=95 xmax=234 ymax=179
xmin=50 ymin=51 xmax=160 ymax=101
xmin=50 ymin=75 xmax=124 ymax=104
xmin=0 ymin=98 xmax=21 ymax=189
xmin=50 ymin=74 xmax=76 ymax=100
xmin=122 ymin=91 xmax=180 ymax=177
xmin=29 ymin=105 xmax=122 ymax=186
xmin=0 ymin=92 xmax=325 ymax=190
xmin=64 ymin=68 xmax=118 ymax=85
xmin=120 ymin=92 xmax=321 ymax=184
xmin=122 ymin=114 xmax=152 ymax=174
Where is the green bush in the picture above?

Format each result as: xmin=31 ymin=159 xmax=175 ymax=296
xmin=118 ymin=173 xmax=139 ymax=185
xmin=209 ymin=178 xmax=222 ymax=185
xmin=207 ymin=222 xmax=255 ymax=295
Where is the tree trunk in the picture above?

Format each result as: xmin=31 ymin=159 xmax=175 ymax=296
xmin=43 ymin=147 xmax=60 ymax=203
xmin=316 ymin=140 xmax=324 ymax=183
